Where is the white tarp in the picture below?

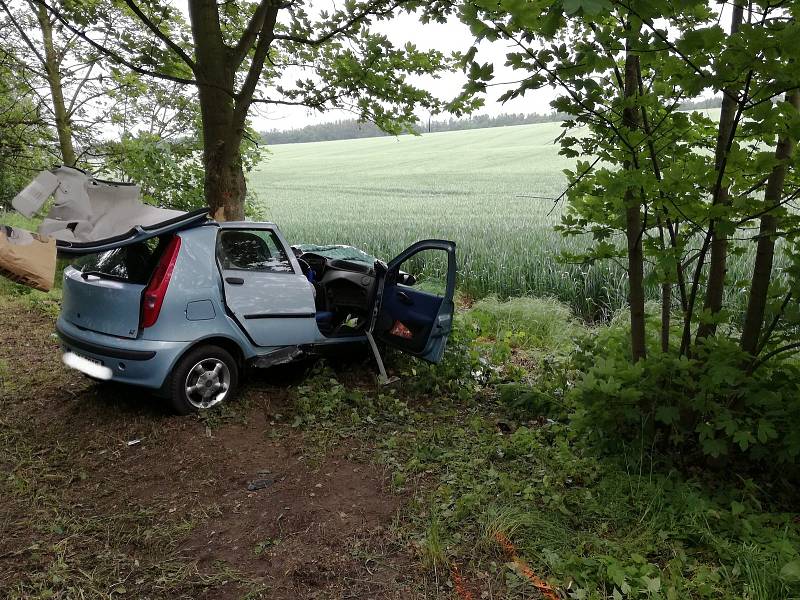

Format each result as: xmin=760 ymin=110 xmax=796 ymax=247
xmin=12 ymin=166 xmax=183 ymax=243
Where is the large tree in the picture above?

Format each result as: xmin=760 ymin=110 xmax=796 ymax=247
xmin=1 ymin=0 xmax=118 ymax=167
xmin=39 ymin=0 xmax=467 ymax=219
xmin=0 ymin=39 xmax=50 ymax=208
xmin=459 ymin=0 xmax=800 ymax=459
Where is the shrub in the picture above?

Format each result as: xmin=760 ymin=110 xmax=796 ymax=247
xmin=463 ymin=295 xmax=582 ymax=352
xmin=568 ymin=323 xmax=800 ymax=468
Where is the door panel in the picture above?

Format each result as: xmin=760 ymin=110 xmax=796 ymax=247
xmin=217 ymin=228 xmax=318 ymax=347
xmin=372 ymin=240 xmax=456 ymax=363
xmin=62 ymin=266 xmax=144 ymax=338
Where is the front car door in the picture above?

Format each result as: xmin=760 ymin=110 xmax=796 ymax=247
xmin=370 ymin=240 xmax=456 ymax=363
xmin=217 ymin=226 xmax=319 ymax=347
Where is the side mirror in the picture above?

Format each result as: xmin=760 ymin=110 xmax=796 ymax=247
xmin=398 ymin=272 xmax=416 ymax=286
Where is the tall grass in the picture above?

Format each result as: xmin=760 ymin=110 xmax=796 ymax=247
xmin=250 ymin=122 xmax=760 ymax=321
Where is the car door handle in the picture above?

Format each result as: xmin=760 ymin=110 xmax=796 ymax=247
xmin=225 ymin=277 xmax=245 ymax=285
xmin=396 ymin=290 xmax=413 ymax=305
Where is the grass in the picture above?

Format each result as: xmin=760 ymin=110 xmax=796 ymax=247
xmin=2 ymin=115 xmax=758 ymax=321
xmin=287 ymin=297 xmax=800 ymax=600
xmin=249 ymin=117 xmax=760 ymax=321
xmin=1 ymin=248 xmax=797 ymax=598
xmin=250 ymin=122 xmax=635 ymax=320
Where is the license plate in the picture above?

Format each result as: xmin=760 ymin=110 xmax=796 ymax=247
xmin=62 ymin=351 xmax=112 ymax=380
xmin=77 ymin=353 xmax=103 ymax=366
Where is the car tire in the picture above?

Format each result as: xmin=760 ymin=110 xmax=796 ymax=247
xmin=168 ymin=345 xmax=238 ymax=415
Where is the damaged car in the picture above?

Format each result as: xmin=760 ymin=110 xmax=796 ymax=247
xmin=23 ymin=169 xmax=457 ymax=414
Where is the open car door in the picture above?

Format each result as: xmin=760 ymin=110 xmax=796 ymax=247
xmin=370 ymin=240 xmax=456 ymax=363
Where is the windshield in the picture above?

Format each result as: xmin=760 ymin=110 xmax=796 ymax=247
xmin=72 ymin=236 xmax=168 ymax=284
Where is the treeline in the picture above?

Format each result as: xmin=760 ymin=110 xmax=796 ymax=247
xmin=261 ymin=100 xmax=721 ymax=145
xmin=260 ymin=112 xmax=569 ymax=145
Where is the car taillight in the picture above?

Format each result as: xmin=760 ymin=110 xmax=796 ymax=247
xmin=141 ymin=235 xmax=181 ymax=329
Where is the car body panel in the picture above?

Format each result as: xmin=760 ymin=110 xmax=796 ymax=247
xmin=57 ymin=217 xmax=457 ymax=394
xmin=56 ymin=315 xmax=188 ymax=389
xmin=373 ymin=239 xmax=456 ymax=363
xmin=55 ymin=207 xmax=210 ymax=256
xmin=62 ymin=267 xmax=145 ymax=338
xmin=216 ymin=223 xmax=322 ymax=347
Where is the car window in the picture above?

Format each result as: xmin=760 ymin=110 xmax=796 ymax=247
xmin=73 ymin=236 xmax=166 ymax=284
xmin=395 ymin=248 xmax=448 ymax=296
xmin=217 ymin=230 xmax=294 ymax=273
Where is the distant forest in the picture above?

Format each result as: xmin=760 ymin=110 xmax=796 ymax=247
xmin=260 ymin=98 xmax=722 ymax=145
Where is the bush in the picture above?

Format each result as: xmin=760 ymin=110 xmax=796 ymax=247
xmin=464 ymin=296 xmax=582 ymax=352
xmin=568 ymin=323 xmax=800 ymax=468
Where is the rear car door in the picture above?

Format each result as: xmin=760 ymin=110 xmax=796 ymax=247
xmin=216 ymin=226 xmax=318 ymax=347
xmin=371 ymin=240 xmax=456 ymax=363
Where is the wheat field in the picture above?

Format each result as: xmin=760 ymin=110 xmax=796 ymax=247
xmin=249 ymin=120 xmax=754 ymax=321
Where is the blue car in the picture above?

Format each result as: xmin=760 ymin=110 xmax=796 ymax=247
xmin=55 ymin=211 xmax=456 ymax=414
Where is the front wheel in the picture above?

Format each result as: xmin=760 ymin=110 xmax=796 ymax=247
xmin=168 ymin=345 xmax=238 ymax=415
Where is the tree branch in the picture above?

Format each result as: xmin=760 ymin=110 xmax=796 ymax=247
xmin=2 ymin=0 xmax=48 ymax=67
xmin=232 ymin=5 xmax=280 ymax=127
xmin=121 ymin=0 xmax=196 ymax=70
xmin=229 ymin=0 xmax=271 ymax=69
xmin=273 ymin=0 xmax=410 ymax=46
xmin=752 ymin=340 xmax=800 ymax=371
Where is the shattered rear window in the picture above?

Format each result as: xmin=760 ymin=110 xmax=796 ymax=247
xmin=72 ymin=237 xmax=167 ymax=284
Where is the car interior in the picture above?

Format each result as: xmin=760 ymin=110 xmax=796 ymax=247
xmin=216 ymin=230 xmax=381 ymax=337
xmin=293 ymin=248 xmax=380 ymax=337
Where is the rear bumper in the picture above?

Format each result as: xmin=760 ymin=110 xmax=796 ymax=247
xmin=56 ymin=316 xmax=189 ymax=390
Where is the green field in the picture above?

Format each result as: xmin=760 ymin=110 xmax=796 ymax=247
xmin=251 ymin=122 xmax=633 ymax=320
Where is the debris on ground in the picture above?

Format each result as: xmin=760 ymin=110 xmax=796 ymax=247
xmin=247 ymin=478 xmax=274 ymax=491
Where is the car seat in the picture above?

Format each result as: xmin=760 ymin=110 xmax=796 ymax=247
xmin=217 ymin=231 xmax=270 ymax=270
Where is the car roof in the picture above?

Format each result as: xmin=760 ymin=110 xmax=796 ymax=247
xmin=56 ymin=207 xmax=211 ymax=256
xmin=217 ymin=221 xmax=277 ymax=229
xmin=56 ymin=212 xmax=282 ymax=257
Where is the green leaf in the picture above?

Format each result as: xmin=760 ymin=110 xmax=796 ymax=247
xmin=655 ymin=405 xmax=679 ymax=425
xmin=732 ymin=430 xmax=754 ymax=451
xmin=757 ymin=419 xmax=778 ymax=443
xmin=643 ymin=576 xmax=661 ymax=593
xmin=780 ymin=560 xmax=800 ymax=581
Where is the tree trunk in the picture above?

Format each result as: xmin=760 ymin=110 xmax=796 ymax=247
xmin=36 ymin=4 xmax=76 ymax=166
xmin=695 ymin=3 xmax=744 ymax=341
xmin=188 ymin=0 xmax=248 ymax=221
xmin=200 ymin=98 xmax=247 ymax=221
xmin=740 ymin=90 xmax=800 ymax=354
xmin=623 ymin=18 xmax=646 ymax=362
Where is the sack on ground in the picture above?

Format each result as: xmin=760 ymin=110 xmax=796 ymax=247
xmin=0 ymin=225 xmax=57 ymax=291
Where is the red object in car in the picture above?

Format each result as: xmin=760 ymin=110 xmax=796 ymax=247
xmin=141 ymin=235 xmax=181 ymax=328
xmin=390 ymin=320 xmax=413 ymax=339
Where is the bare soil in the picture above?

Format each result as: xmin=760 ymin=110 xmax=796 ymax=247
xmin=0 ymin=299 xmax=425 ymax=599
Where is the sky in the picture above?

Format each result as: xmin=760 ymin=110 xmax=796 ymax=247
xmin=250 ymin=10 xmax=559 ymax=131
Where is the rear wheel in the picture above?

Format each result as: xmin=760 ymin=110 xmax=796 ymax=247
xmin=168 ymin=345 xmax=238 ymax=415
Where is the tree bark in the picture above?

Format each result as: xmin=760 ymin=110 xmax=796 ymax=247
xmin=187 ymin=0 xmax=278 ymax=220
xmin=740 ymin=89 xmax=800 ymax=354
xmin=623 ymin=17 xmax=646 ymax=362
xmin=188 ymin=0 xmax=243 ymax=220
xmin=36 ymin=4 xmax=76 ymax=166
xmin=695 ymin=3 xmax=744 ymax=341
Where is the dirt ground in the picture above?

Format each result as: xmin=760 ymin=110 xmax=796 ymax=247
xmin=0 ymin=299 xmax=430 ymax=599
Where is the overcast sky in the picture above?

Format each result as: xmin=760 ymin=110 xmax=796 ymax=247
xmin=251 ymin=11 xmax=558 ymax=131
